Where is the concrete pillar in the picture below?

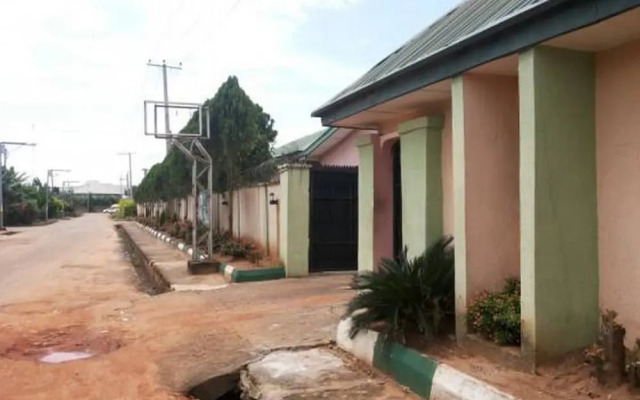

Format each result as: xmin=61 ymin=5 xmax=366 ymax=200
xmin=452 ymin=74 xmax=520 ymax=341
xmin=519 ymin=46 xmax=598 ymax=364
xmin=357 ymin=135 xmax=378 ymax=272
xmin=399 ymin=116 xmax=444 ymax=259
xmin=278 ymin=164 xmax=310 ymax=277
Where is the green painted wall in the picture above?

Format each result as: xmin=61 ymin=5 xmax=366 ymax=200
xmin=399 ymin=116 xmax=444 ymax=259
xmin=278 ymin=165 xmax=310 ymax=277
xmin=451 ymin=77 xmax=469 ymax=340
xmin=357 ymin=135 xmax=376 ymax=272
xmin=519 ymin=46 xmax=599 ymax=363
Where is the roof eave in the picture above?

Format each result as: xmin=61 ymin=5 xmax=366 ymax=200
xmin=312 ymin=0 xmax=640 ymax=125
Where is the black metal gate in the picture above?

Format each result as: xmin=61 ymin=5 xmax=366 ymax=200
xmin=309 ymin=166 xmax=358 ymax=272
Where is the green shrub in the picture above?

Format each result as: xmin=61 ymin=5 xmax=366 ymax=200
xmin=220 ymin=239 xmax=251 ymax=258
xmin=117 ymin=198 xmax=136 ymax=218
xmin=5 ymin=202 xmax=38 ymax=225
xmin=344 ymin=236 xmax=455 ymax=341
xmin=158 ymin=210 xmax=167 ymax=227
xmin=467 ymin=278 xmax=521 ymax=346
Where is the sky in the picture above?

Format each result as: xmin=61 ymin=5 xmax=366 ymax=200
xmin=0 ymin=0 xmax=457 ymax=187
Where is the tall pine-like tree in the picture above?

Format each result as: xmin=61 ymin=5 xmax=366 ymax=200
xmin=136 ymin=76 xmax=277 ymax=232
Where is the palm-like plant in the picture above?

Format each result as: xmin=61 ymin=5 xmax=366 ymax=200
xmin=344 ymin=236 xmax=455 ymax=341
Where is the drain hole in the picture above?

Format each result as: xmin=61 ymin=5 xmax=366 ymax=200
xmin=187 ymin=372 xmax=242 ymax=400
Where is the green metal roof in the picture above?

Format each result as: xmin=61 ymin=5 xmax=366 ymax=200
xmin=312 ymin=0 xmax=640 ymax=124
xmin=315 ymin=0 xmax=549 ymax=114
xmin=273 ymin=128 xmax=335 ymax=158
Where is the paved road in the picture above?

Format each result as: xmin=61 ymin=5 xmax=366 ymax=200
xmin=0 ymin=214 xmax=120 ymax=304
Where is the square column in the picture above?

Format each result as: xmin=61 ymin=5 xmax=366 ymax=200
xmin=357 ymin=135 xmax=379 ymax=272
xmin=399 ymin=116 xmax=444 ymax=259
xmin=519 ymin=46 xmax=599 ymax=364
xmin=278 ymin=164 xmax=310 ymax=277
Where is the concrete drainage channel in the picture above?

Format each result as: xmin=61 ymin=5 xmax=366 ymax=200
xmin=115 ymin=224 xmax=171 ymax=295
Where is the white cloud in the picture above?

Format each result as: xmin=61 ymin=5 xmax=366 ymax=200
xmin=0 ymin=0 xmax=364 ymax=185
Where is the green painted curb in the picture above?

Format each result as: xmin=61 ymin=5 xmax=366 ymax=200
xmin=218 ymin=264 xmax=227 ymax=274
xmin=373 ymin=338 xmax=438 ymax=399
xmin=231 ymin=267 xmax=285 ymax=283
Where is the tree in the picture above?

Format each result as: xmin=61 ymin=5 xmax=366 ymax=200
xmin=136 ymin=76 xmax=278 ymax=232
xmin=204 ymin=76 xmax=277 ymax=230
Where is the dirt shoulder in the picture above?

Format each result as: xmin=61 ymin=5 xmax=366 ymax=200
xmin=0 ymin=214 xmax=353 ymax=399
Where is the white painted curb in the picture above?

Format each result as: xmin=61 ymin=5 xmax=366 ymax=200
xmin=335 ymin=318 xmax=519 ymax=400
xmin=336 ymin=318 xmax=378 ymax=366
xmin=137 ymin=223 xmax=210 ymax=261
xmin=223 ymin=264 xmax=236 ymax=281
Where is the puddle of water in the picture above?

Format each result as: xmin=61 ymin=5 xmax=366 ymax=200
xmin=39 ymin=351 xmax=94 ymax=364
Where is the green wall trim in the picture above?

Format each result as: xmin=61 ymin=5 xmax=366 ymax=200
xmin=279 ymin=166 xmax=311 ymax=277
xmin=373 ymin=338 xmax=438 ymax=399
xmin=231 ymin=267 xmax=286 ymax=283
xmin=357 ymin=136 xmax=376 ymax=272
xmin=519 ymin=46 xmax=599 ymax=364
xmin=400 ymin=116 xmax=444 ymax=259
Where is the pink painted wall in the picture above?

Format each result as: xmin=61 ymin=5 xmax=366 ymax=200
xmin=442 ymin=106 xmax=454 ymax=237
xmin=462 ymin=74 xmax=520 ymax=296
xmin=596 ymin=38 xmax=640 ymax=344
xmin=374 ymin=133 xmax=398 ymax=263
xmin=319 ymin=130 xmax=360 ymax=166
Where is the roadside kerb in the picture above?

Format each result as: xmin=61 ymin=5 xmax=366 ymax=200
xmin=136 ymin=223 xmax=286 ymax=284
xmin=136 ymin=222 xmax=208 ymax=261
xmin=218 ymin=263 xmax=286 ymax=283
xmin=335 ymin=318 xmax=519 ymax=400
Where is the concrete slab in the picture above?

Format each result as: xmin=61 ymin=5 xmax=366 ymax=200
xmin=241 ymin=348 xmax=418 ymax=399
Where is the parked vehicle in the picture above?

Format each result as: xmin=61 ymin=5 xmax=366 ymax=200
xmin=102 ymin=204 xmax=119 ymax=214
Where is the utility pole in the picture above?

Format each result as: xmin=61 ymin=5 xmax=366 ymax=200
xmin=0 ymin=141 xmax=36 ymax=230
xmin=62 ymin=180 xmax=79 ymax=214
xmin=119 ymin=175 xmax=126 ymax=197
xmin=45 ymin=169 xmax=70 ymax=221
xmin=117 ymin=152 xmax=134 ymax=198
xmin=147 ymin=59 xmax=182 ymax=152
xmin=142 ymin=168 xmax=148 ymax=177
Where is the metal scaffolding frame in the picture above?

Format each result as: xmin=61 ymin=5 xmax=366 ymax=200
xmin=171 ymin=137 xmax=214 ymax=261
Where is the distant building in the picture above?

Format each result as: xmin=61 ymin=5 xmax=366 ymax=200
xmin=71 ymin=180 xmax=122 ymax=196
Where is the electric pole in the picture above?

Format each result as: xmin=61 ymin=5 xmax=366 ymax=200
xmin=119 ymin=175 xmax=126 ymax=197
xmin=62 ymin=180 xmax=79 ymax=214
xmin=45 ymin=169 xmax=70 ymax=221
xmin=0 ymin=141 xmax=36 ymax=230
xmin=117 ymin=152 xmax=134 ymax=198
xmin=148 ymin=59 xmax=182 ymax=152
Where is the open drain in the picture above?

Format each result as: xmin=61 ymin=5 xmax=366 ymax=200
xmin=115 ymin=224 xmax=170 ymax=295
xmin=187 ymin=372 xmax=242 ymax=400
